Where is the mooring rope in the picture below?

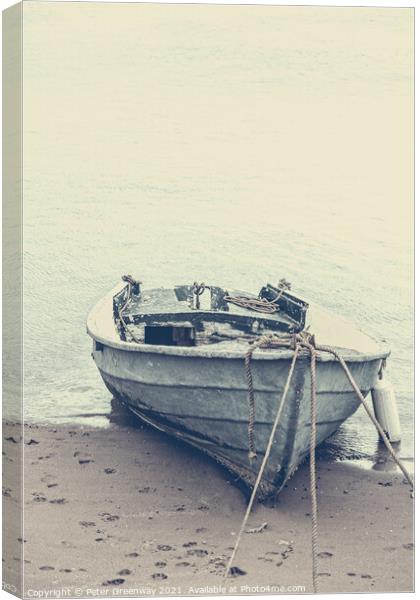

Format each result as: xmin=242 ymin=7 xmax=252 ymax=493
xmin=303 ymin=339 xmax=319 ymax=593
xmin=224 ymin=343 xmax=301 ymax=579
xmin=244 ymin=335 xmax=291 ymax=460
xmin=224 ymin=290 xmax=286 ymax=314
xmin=227 ymin=332 xmax=413 ymax=593
xmin=316 ymin=344 xmax=413 ymax=488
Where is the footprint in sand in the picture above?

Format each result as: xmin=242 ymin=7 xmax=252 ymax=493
xmin=118 ymin=569 xmax=131 ymax=576
xmin=125 ymin=552 xmax=139 ymax=558
xmin=49 ymin=498 xmax=67 ymax=504
xmin=41 ymin=474 xmax=56 ymax=485
xmin=152 ymin=573 xmax=167 ymax=581
xmin=186 ymin=549 xmax=208 ymax=557
xmin=208 ymin=557 xmax=226 ymax=570
xmin=318 ymin=551 xmax=333 ymax=558
xmin=103 ymin=579 xmax=125 ymax=586
xmin=155 ymin=562 xmax=166 ymax=568
xmin=279 ymin=546 xmax=293 ymax=560
xmin=79 ymin=521 xmax=96 ymax=528
xmin=258 ymin=557 xmax=273 ymax=563
xmin=99 ymin=512 xmax=119 ymax=522
xmin=157 ymin=545 xmax=173 ymax=551
xmin=32 ymin=493 xmax=47 ymax=503
xmin=39 ymin=566 xmax=55 ymax=571
xmin=182 ymin=542 xmax=197 ymax=548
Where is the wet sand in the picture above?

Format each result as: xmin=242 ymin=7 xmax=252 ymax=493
xmin=3 ymin=418 xmax=413 ymax=597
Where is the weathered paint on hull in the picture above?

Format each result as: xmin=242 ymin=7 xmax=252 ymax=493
xmin=92 ymin=343 xmax=382 ymax=497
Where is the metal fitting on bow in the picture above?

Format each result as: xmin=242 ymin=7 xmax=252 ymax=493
xmin=122 ymin=274 xmax=142 ymax=296
xmin=192 ymin=281 xmax=206 ymax=309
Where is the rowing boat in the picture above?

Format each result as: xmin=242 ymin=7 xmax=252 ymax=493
xmin=87 ymin=277 xmax=389 ymax=497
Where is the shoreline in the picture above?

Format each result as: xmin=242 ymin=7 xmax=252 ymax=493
xmin=3 ymin=419 xmax=414 ymax=596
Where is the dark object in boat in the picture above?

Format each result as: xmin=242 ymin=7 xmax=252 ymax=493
xmin=145 ymin=324 xmax=196 ymax=347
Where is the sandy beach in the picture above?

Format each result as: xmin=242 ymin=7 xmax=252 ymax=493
xmin=3 ymin=414 xmax=413 ymax=597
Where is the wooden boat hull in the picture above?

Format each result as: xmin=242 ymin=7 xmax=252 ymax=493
xmin=92 ymin=342 xmax=383 ymax=497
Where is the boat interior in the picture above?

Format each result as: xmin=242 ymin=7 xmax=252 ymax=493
xmin=113 ymin=282 xmax=309 ymax=347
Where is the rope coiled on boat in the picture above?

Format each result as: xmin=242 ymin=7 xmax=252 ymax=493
xmin=224 ymin=279 xmax=291 ymax=314
xmin=224 ymin=289 xmax=286 ymax=314
xmin=226 ymin=332 xmax=414 ymax=593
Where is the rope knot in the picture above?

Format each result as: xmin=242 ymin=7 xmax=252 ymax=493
xmin=290 ymin=333 xmax=299 ymax=350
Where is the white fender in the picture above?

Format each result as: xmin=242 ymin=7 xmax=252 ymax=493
xmin=371 ymin=376 xmax=401 ymax=443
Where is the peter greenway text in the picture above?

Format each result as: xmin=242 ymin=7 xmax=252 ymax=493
xmin=24 ymin=583 xmax=306 ymax=598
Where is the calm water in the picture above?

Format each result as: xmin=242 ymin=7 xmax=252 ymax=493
xmin=16 ymin=4 xmax=414 ymax=464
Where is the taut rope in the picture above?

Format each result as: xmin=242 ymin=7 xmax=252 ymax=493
xmin=302 ymin=338 xmax=320 ymax=593
xmin=316 ymin=343 xmax=413 ymax=487
xmin=225 ymin=342 xmax=301 ymax=578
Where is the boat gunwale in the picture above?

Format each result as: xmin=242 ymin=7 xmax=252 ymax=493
xmin=87 ymin=282 xmax=390 ymax=363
